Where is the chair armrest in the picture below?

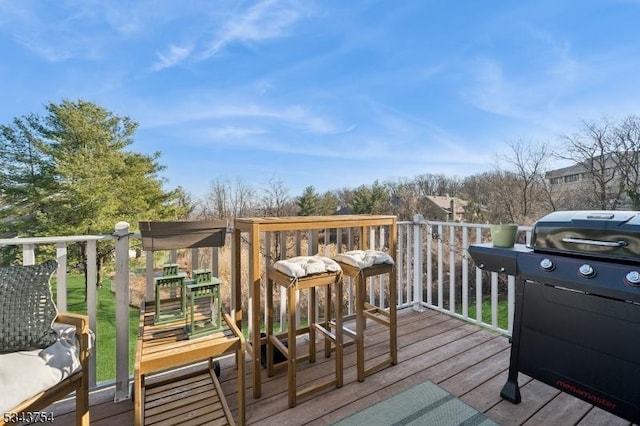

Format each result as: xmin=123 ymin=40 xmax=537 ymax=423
xmin=55 ymin=312 xmax=91 ymax=363
xmin=55 ymin=312 xmax=89 ymax=333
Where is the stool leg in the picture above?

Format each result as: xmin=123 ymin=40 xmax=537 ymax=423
xmin=390 ymin=273 xmax=398 ymax=366
xmin=335 ymin=277 xmax=344 ymax=388
xmin=266 ymin=275 xmax=274 ymax=377
xmin=309 ymin=287 xmax=316 ymax=363
xmin=325 ymin=284 xmax=332 ymax=358
xmin=288 ymin=285 xmax=297 ymax=408
xmin=356 ymin=274 xmax=365 ymax=382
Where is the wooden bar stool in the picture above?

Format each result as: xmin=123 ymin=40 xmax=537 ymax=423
xmin=266 ymin=255 xmax=344 ymax=408
xmin=333 ymin=250 xmax=397 ymax=382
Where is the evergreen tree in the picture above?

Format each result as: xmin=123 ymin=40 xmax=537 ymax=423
xmin=0 ymin=99 xmax=191 ymax=278
xmin=297 ymin=186 xmax=320 ymax=215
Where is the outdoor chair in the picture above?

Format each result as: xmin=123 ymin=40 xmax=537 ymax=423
xmin=0 ymin=260 xmax=92 ymax=426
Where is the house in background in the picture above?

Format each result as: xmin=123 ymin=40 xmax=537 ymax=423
xmin=545 ymin=162 xmax=596 ymax=188
xmin=424 ymin=195 xmax=468 ymax=222
xmin=544 ymin=152 xmax=640 ymax=209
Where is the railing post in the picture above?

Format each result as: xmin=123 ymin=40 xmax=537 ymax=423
xmin=145 ymin=251 xmax=154 ymax=302
xmin=412 ymin=215 xmax=425 ymax=312
xmin=114 ymin=222 xmax=131 ymax=402
xmin=86 ymin=240 xmax=98 ymax=388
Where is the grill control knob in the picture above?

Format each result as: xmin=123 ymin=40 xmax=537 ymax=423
xmin=539 ymin=258 xmax=554 ymax=271
xmin=626 ymin=271 xmax=640 ymax=286
xmin=579 ymin=264 xmax=596 ymax=278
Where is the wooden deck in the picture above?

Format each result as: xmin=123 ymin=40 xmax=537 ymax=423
xmin=45 ymin=308 xmax=633 ymax=425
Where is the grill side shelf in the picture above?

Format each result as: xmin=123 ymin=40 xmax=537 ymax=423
xmin=468 ymin=243 xmax=530 ymax=275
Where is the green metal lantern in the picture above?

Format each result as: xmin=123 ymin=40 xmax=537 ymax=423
xmin=154 ymin=273 xmax=186 ymax=324
xmin=185 ymin=270 xmax=222 ymax=338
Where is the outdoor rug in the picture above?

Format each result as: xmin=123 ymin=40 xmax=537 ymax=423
xmin=332 ymin=380 xmax=499 ymax=426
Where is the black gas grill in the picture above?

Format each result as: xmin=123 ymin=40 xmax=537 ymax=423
xmin=469 ymin=211 xmax=640 ymax=424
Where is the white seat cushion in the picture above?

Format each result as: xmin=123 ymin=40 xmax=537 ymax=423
xmin=334 ymin=250 xmax=395 ymax=269
xmin=272 ymin=255 xmax=342 ymax=278
xmin=0 ymin=322 xmax=89 ymax=413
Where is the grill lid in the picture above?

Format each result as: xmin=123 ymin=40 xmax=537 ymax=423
xmin=531 ymin=210 xmax=640 ymax=261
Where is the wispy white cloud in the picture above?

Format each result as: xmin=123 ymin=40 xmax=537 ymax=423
xmin=151 ymin=44 xmax=193 ymax=71
xmin=462 ymin=58 xmax=526 ymax=119
xmin=201 ymin=0 xmax=307 ymax=59
xmin=147 ymin=1 xmax=310 ymax=70
xmin=139 ymin=97 xmax=352 ymax=136
xmin=205 ymin=125 xmax=269 ymax=139
xmin=461 ymin=24 xmax=597 ymax=125
xmin=0 ymin=1 xmax=146 ymax=62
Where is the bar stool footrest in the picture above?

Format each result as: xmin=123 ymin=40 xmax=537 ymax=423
xmin=363 ymin=310 xmax=391 ymax=327
xmin=313 ymin=322 xmax=339 ymax=342
xmin=364 ymin=357 xmax=396 ymax=376
xmin=266 ymin=335 xmax=311 ymax=372
xmin=296 ymin=378 xmax=341 ymax=404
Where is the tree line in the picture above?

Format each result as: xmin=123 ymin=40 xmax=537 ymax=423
xmin=198 ymin=115 xmax=640 ymax=226
xmin=2 ymin=99 xmax=639 ymax=270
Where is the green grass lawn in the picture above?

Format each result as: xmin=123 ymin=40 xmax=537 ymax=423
xmin=464 ymin=299 xmax=509 ymax=330
xmin=52 ymin=275 xmax=139 ymax=384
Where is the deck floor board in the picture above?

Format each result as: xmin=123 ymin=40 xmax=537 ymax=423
xmin=42 ymin=308 xmax=633 ymax=426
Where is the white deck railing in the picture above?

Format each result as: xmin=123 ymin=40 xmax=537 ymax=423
xmin=0 ymin=217 xmax=531 ymax=403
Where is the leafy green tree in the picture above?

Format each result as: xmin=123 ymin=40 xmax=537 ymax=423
xmin=0 ymin=99 xmax=191 ymax=281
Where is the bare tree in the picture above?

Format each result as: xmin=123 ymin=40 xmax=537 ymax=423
xmin=382 ymin=178 xmax=419 ymax=220
xmin=413 ymin=173 xmax=460 ymax=197
xmin=558 ymin=119 xmax=622 ymax=209
xmin=497 ymin=139 xmax=552 ymax=223
xmin=261 ymin=175 xmax=294 ymax=217
xmin=204 ymin=178 xmax=256 ymax=220
xmin=612 ymin=115 xmax=640 ymax=209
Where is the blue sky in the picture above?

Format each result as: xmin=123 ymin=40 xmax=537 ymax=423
xmin=2 ymin=1 xmax=640 ymax=200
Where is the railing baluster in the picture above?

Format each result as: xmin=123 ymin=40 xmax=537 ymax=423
xmin=412 ymin=218 xmax=423 ymax=311
xmin=449 ymin=224 xmax=455 ymax=314
xmin=491 ymin=271 xmax=498 ymax=329
xmin=507 ymin=275 xmax=515 ymax=335
xmin=191 ymin=247 xmax=199 ymax=272
xmin=475 ymin=227 xmax=483 ymax=323
xmin=397 ymin=224 xmax=404 ymax=306
xmin=426 ymin=222 xmax=432 ymax=307
xmin=461 ymin=227 xmax=469 ymax=319
xmin=437 ymin=224 xmax=444 ymax=309
xmin=145 ymin=251 xmax=154 ymax=302
xmin=379 ymin=227 xmax=385 ymax=309
xmin=23 ymin=243 xmax=35 ymax=265
xmin=405 ymin=223 xmax=412 ymax=307
xmin=56 ymin=242 xmax=68 ymax=312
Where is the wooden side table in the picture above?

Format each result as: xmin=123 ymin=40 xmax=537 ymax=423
xmin=232 ymin=214 xmax=397 ymax=398
xmin=134 ymin=301 xmax=245 ymax=425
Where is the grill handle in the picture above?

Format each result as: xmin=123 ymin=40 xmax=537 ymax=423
xmin=561 ymin=237 xmax=628 ymax=247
